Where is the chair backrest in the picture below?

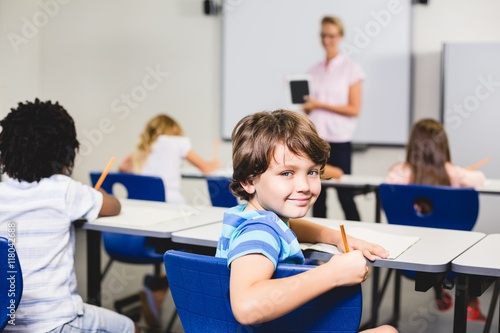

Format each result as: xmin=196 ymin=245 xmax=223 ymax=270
xmin=206 ymin=176 xmax=238 ymax=208
xmin=90 ymin=172 xmax=166 ymax=202
xmin=379 ymin=183 xmax=479 ymax=231
xmin=89 ymin=172 xmax=166 ymax=263
xmin=0 ymin=237 xmax=23 ymax=331
xmin=163 ymin=250 xmax=362 ymax=333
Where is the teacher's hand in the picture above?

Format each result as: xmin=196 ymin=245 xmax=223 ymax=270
xmin=302 ymin=96 xmax=319 ymax=114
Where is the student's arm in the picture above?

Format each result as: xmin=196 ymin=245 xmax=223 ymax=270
xmin=185 ymin=150 xmax=221 ymax=174
xmin=118 ymin=154 xmax=133 ymax=173
xmin=229 ymin=251 xmax=368 ymax=325
xmin=303 ymin=81 xmax=362 ymax=117
xmin=447 ymin=163 xmax=486 ymax=188
xmin=323 ymin=165 xmax=343 ymax=179
xmin=97 ymin=189 xmax=121 ymax=217
xmin=289 ymin=218 xmax=388 ymax=261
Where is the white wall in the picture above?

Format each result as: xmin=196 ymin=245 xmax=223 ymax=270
xmin=412 ymin=0 xmax=500 ymax=121
xmin=0 ymin=0 xmax=226 ymax=190
xmin=2 ymin=0 xmax=500 ymax=186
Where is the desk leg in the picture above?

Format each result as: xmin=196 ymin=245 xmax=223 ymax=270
xmin=453 ymin=273 xmax=469 ymax=333
xmin=87 ymin=230 xmax=101 ymax=306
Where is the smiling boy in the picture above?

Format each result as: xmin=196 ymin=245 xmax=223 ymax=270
xmin=215 ymin=110 xmax=396 ymax=333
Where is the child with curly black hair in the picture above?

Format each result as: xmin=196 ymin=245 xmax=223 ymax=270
xmin=0 ymin=99 xmax=138 ymax=332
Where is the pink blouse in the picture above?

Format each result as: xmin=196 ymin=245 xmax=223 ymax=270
xmin=307 ymin=53 xmax=365 ymax=143
xmin=386 ymin=162 xmax=485 ymax=188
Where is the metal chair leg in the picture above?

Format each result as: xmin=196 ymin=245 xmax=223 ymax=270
xmin=164 ymin=309 xmax=178 ymax=333
xmin=483 ymin=279 xmax=500 ymax=333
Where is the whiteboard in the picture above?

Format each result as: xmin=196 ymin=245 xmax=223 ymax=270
xmin=221 ymin=0 xmax=412 ymax=144
xmin=442 ymin=43 xmax=500 ymax=178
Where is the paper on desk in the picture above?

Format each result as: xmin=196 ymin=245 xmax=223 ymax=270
xmin=300 ymin=227 xmax=420 ymax=260
xmin=97 ymin=206 xmax=195 ymax=227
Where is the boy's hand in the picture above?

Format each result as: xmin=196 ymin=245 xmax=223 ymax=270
xmin=327 ymin=250 xmax=369 ymax=286
xmin=344 ymin=236 xmax=389 ymax=261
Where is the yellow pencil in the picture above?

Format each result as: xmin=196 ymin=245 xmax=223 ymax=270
xmin=340 ymin=223 xmax=350 ymax=253
xmin=94 ymin=156 xmax=116 ymax=190
xmin=467 ymin=157 xmax=491 ymax=171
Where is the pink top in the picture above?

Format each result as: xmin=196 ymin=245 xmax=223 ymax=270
xmin=307 ymin=53 xmax=365 ymax=142
xmin=386 ymin=162 xmax=486 ymax=188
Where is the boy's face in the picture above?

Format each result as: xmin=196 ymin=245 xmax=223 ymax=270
xmin=242 ymin=144 xmax=322 ymax=222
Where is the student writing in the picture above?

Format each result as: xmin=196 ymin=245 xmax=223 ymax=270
xmin=215 ymin=109 xmax=397 ymax=332
xmin=0 ymin=99 xmax=138 ymax=333
xmin=386 ymin=118 xmax=486 ymax=321
xmin=119 ymin=114 xmax=221 ymax=204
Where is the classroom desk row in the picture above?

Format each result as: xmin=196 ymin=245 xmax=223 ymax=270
xmin=183 ymin=169 xmax=500 ymax=223
xmin=82 ymin=199 xmax=499 ymax=333
xmin=182 ymin=166 xmax=500 ymax=195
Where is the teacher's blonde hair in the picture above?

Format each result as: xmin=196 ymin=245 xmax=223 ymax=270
xmin=321 ymin=16 xmax=345 ymax=37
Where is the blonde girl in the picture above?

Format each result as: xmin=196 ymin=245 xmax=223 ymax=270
xmin=119 ymin=114 xmax=221 ymax=203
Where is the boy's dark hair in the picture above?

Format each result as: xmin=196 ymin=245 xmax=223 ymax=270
xmin=230 ymin=110 xmax=330 ymax=201
xmin=0 ymin=98 xmax=79 ymax=182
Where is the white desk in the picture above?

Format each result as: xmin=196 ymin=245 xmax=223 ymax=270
xmin=322 ymin=176 xmax=500 ymax=223
xmin=181 ymin=166 xmax=232 ymax=179
xmin=83 ymin=199 xmax=227 ymax=238
xmin=478 ymin=179 xmax=500 ymax=195
xmin=323 ymin=175 xmax=500 ymax=194
xmin=82 ymin=199 xmax=226 ymax=305
xmin=452 ymin=234 xmax=500 ymax=333
xmin=321 ymin=175 xmax=385 ymax=188
xmin=173 ymin=218 xmax=485 ymax=272
xmin=171 ymin=218 xmax=485 ymax=328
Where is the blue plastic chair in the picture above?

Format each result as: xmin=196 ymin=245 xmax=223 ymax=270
xmin=0 ymin=236 xmax=23 ymax=331
xmin=89 ymin=172 xmax=166 ymax=318
xmin=163 ymin=250 xmax=363 ymax=333
xmin=206 ymin=176 xmax=238 ymax=208
xmin=378 ymin=183 xmax=479 ymax=325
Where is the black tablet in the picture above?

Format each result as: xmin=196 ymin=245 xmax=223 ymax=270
xmin=285 ymin=75 xmax=312 ymax=107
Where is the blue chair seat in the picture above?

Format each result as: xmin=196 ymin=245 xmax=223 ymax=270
xmin=164 ymin=250 xmax=363 ymax=333
xmin=377 ymin=183 xmax=479 ymax=326
xmin=89 ymin=172 xmax=167 ymax=323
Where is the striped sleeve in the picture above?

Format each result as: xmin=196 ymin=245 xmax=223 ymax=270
xmin=226 ymin=222 xmax=281 ymax=269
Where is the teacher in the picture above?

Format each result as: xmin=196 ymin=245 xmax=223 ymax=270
xmin=303 ymin=16 xmax=365 ymax=221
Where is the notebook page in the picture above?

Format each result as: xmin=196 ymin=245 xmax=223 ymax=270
xmin=300 ymin=227 xmax=420 ymax=260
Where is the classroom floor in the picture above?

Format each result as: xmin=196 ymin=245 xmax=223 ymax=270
xmin=144 ymin=270 xmax=499 ymax=333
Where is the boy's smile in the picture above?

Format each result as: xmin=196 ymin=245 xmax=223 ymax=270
xmin=242 ymin=144 xmax=322 ymax=222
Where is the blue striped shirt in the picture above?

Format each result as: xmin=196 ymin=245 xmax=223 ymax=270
xmin=216 ymin=204 xmax=304 ymax=268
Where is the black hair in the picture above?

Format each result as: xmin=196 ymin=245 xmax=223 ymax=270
xmin=0 ymin=98 xmax=79 ymax=182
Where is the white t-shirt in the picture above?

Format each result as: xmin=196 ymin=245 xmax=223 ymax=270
xmin=308 ymin=53 xmax=365 ymax=143
xmin=0 ymin=175 xmax=102 ymax=332
xmin=141 ymin=135 xmax=191 ymax=204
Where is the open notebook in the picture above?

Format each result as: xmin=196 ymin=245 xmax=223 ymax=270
xmin=300 ymin=227 xmax=420 ymax=260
